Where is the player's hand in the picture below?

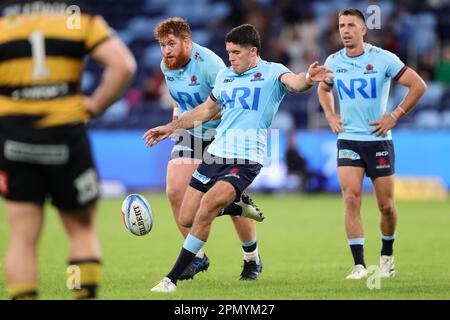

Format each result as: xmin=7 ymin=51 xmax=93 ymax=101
xmin=369 ymin=113 xmax=397 ymax=137
xmin=84 ymin=96 xmax=102 ymax=119
xmin=212 ymin=110 xmax=222 ymax=121
xmin=307 ymin=61 xmax=334 ymax=83
xmin=326 ymin=113 xmax=345 ymax=134
xmin=142 ymin=125 xmax=173 ymax=147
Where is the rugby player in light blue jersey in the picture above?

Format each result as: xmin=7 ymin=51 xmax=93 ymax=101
xmin=145 ymin=24 xmax=333 ymax=292
xmin=153 ymin=18 xmax=264 ymax=282
xmin=317 ymin=8 xmax=427 ymax=280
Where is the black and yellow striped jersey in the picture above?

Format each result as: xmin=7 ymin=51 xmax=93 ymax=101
xmin=0 ymin=0 xmax=114 ymax=128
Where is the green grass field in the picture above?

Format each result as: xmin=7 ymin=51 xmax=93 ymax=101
xmin=1 ymin=193 xmax=450 ymax=300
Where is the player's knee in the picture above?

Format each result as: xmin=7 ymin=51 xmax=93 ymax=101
xmin=62 ymin=203 xmax=97 ymax=226
xmin=166 ymin=184 xmax=184 ymax=204
xmin=9 ymin=229 xmax=40 ymax=249
xmin=10 ymin=236 xmax=38 ymax=251
xmin=343 ymin=191 xmax=361 ymax=208
xmin=379 ymin=202 xmax=395 ymax=217
xmin=178 ymin=213 xmax=193 ymax=228
xmin=64 ymin=213 xmax=96 ymax=239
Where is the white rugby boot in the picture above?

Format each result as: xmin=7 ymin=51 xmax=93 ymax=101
xmin=345 ymin=264 xmax=368 ymax=280
xmin=240 ymin=192 xmax=265 ymax=222
xmin=150 ymin=277 xmax=176 ymax=293
xmin=380 ymin=255 xmax=395 ymax=278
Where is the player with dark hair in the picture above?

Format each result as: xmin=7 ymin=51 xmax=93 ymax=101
xmin=153 ymin=17 xmax=265 ymax=281
xmin=317 ymin=8 xmax=427 ymax=279
xmin=144 ymin=23 xmax=333 ymax=292
xmin=0 ymin=0 xmax=136 ymax=299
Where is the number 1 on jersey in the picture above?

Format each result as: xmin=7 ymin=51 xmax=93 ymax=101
xmin=29 ymin=31 xmax=50 ymax=79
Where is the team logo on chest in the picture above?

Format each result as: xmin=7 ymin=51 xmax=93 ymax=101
xmin=250 ymin=72 xmax=264 ymax=82
xmin=364 ymin=64 xmax=378 ymax=74
xmin=188 ymin=75 xmax=200 ymax=86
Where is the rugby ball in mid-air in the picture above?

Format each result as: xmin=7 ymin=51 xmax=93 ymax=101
xmin=121 ymin=194 xmax=153 ymax=236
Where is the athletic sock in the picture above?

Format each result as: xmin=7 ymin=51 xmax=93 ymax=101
xmin=242 ymin=240 xmax=259 ymax=263
xmin=348 ymin=238 xmax=366 ymax=267
xmin=8 ymin=283 xmax=38 ymax=300
xmin=167 ymin=233 xmax=205 ymax=284
xmin=68 ymin=259 xmax=102 ymax=299
xmin=381 ymin=234 xmax=395 ymax=256
xmin=218 ymin=202 xmax=242 ymax=216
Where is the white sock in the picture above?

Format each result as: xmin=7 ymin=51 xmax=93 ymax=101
xmin=243 ymin=248 xmax=259 ymax=264
xmin=195 ymin=249 xmax=205 ymax=258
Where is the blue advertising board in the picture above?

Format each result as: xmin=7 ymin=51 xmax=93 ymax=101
xmin=88 ymin=130 xmax=450 ymax=192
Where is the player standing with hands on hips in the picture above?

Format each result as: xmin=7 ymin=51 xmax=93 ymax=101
xmin=317 ymin=8 xmax=427 ymax=280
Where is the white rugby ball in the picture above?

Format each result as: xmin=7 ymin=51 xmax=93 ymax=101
xmin=121 ymin=193 xmax=153 ymax=236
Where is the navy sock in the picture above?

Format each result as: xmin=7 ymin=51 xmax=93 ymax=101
xmin=381 ymin=239 xmax=394 ymax=256
xmin=218 ymin=202 xmax=242 ymax=216
xmin=166 ymin=248 xmax=196 ymax=285
xmin=242 ymin=240 xmax=257 ymax=253
xmin=350 ymin=245 xmax=366 ymax=267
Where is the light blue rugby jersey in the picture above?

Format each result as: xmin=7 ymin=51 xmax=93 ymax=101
xmin=160 ymin=42 xmax=224 ymax=139
xmin=324 ymin=43 xmax=407 ymax=141
xmin=208 ymin=60 xmax=291 ymax=164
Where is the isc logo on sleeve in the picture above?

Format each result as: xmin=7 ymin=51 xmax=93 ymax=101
xmin=337 ymin=78 xmax=377 ymax=100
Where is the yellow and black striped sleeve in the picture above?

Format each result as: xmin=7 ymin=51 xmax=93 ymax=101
xmin=0 ymin=1 xmax=116 ymax=127
xmin=84 ymin=14 xmax=115 ymax=53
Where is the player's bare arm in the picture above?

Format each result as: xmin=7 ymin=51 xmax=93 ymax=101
xmin=317 ymin=81 xmax=345 ymax=133
xmin=85 ymin=37 xmax=137 ymax=118
xmin=142 ymin=96 xmax=221 ymax=147
xmin=169 ymin=99 xmax=182 ymax=140
xmin=369 ymin=68 xmax=427 ymax=137
xmin=280 ymin=61 xmax=334 ymax=93
xmin=172 ymin=99 xmax=180 ymax=121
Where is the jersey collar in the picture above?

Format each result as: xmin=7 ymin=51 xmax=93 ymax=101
xmin=345 ymin=43 xmax=367 ymax=58
xmin=234 ymin=58 xmax=264 ymax=76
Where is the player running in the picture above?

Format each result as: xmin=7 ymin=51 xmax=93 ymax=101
xmin=317 ymin=8 xmax=427 ymax=279
xmin=145 ymin=23 xmax=333 ymax=292
xmin=153 ymin=17 xmax=265 ymax=281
